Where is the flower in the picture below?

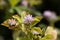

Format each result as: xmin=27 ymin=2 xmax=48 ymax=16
xmin=21 ymin=0 xmax=28 ymax=7
xmin=23 ymin=14 xmax=33 ymax=24
xmin=43 ymin=10 xmax=58 ymax=21
xmin=8 ymin=19 xmax=16 ymax=26
xmin=45 ymin=26 xmax=57 ymax=40
xmin=43 ymin=10 xmax=53 ymax=18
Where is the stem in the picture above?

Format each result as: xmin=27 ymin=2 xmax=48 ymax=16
xmin=20 ymin=11 xmax=25 ymax=32
xmin=13 ymin=31 xmax=20 ymax=40
xmin=50 ymin=21 xmax=55 ymax=27
xmin=21 ymin=23 xmax=25 ymax=32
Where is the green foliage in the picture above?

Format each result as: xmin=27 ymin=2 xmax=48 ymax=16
xmin=8 ymin=0 xmax=20 ymax=7
xmin=40 ymin=34 xmax=53 ymax=40
xmin=30 ymin=16 xmax=42 ymax=27
xmin=45 ymin=34 xmax=53 ymax=39
xmin=27 ymin=0 xmax=42 ymax=6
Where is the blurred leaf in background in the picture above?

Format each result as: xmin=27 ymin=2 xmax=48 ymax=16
xmin=8 ymin=0 xmax=20 ymax=7
xmin=27 ymin=0 xmax=42 ymax=6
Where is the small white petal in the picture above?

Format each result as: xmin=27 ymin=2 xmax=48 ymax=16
xmin=32 ymin=30 xmax=39 ymax=34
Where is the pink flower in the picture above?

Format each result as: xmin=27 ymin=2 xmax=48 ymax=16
xmin=43 ymin=10 xmax=53 ymax=18
xmin=43 ymin=10 xmax=58 ymax=21
xmin=21 ymin=0 xmax=28 ymax=7
xmin=8 ymin=19 xmax=16 ymax=26
xmin=23 ymin=14 xmax=33 ymax=24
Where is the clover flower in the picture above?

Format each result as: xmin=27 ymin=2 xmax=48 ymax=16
xmin=21 ymin=0 xmax=28 ymax=7
xmin=23 ymin=14 xmax=33 ymax=24
xmin=8 ymin=19 xmax=16 ymax=26
xmin=43 ymin=10 xmax=52 ymax=18
xmin=43 ymin=10 xmax=58 ymax=21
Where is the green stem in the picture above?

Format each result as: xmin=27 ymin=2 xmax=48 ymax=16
xmin=13 ymin=31 xmax=20 ymax=40
xmin=50 ymin=21 xmax=55 ymax=27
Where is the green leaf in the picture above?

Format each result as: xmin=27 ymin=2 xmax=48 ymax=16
xmin=31 ymin=27 xmax=42 ymax=34
xmin=38 ymin=23 xmax=47 ymax=28
xmin=9 ymin=8 xmax=14 ymax=14
xmin=14 ymin=7 xmax=22 ymax=15
xmin=12 ymin=15 xmax=22 ymax=24
xmin=27 ymin=0 xmax=42 ymax=6
xmin=1 ymin=19 xmax=9 ymax=27
xmin=40 ymin=37 xmax=47 ymax=40
xmin=14 ymin=6 xmax=30 ymax=15
xmin=40 ymin=34 xmax=53 ymax=40
xmin=19 ymin=35 xmax=31 ymax=40
xmin=31 ymin=9 xmax=42 ymax=16
xmin=30 ymin=16 xmax=42 ymax=27
xmin=45 ymin=34 xmax=53 ymax=39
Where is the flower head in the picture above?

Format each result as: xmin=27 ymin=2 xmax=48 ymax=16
xmin=23 ymin=14 xmax=33 ymax=24
xmin=8 ymin=19 xmax=16 ymax=26
xmin=43 ymin=10 xmax=58 ymax=21
xmin=21 ymin=0 xmax=28 ymax=7
xmin=43 ymin=10 xmax=53 ymax=19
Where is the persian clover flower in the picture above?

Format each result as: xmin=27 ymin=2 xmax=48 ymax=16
xmin=43 ymin=10 xmax=58 ymax=21
xmin=21 ymin=0 xmax=28 ymax=7
xmin=8 ymin=19 xmax=16 ymax=26
xmin=23 ymin=14 xmax=33 ymax=24
xmin=43 ymin=10 xmax=53 ymax=18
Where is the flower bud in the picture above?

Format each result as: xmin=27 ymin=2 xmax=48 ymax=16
xmin=21 ymin=0 xmax=28 ymax=7
xmin=43 ymin=10 xmax=58 ymax=21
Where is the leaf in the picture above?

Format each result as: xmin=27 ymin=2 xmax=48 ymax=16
xmin=14 ymin=7 xmax=22 ymax=15
xmin=31 ymin=27 xmax=42 ymax=34
xmin=27 ymin=0 xmax=42 ymax=6
xmin=14 ymin=6 xmax=29 ymax=15
xmin=40 ymin=34 xmax=53 ymax=40
xmin=38 ymin=23 xmax=47 ymax=28
xmin=40 ymin=37 xmax=47 ymax=40
xmin=9 ymin=0 xmax=20 ymax=7
xmin=1 ymin=19 xmax=9 ymax=27
xmin=19 ymin=35 xmax=31 ymax=40
xmin=9 ymin=8 xmax=14 ymax=14
xmin=34 ymin=11 xmax=42 ymax=16
xmin=12 ymin=15 xmax=21 ymax=24
xmin=45 ymin=34 xmax=53 ymax=39
xmin=30 ymin=16 xmax=42 ymax=27
xmin=21 ymin=11 xmax=28 ymax=18
xmin=40 ymin=28 xmax=46 ymax=38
